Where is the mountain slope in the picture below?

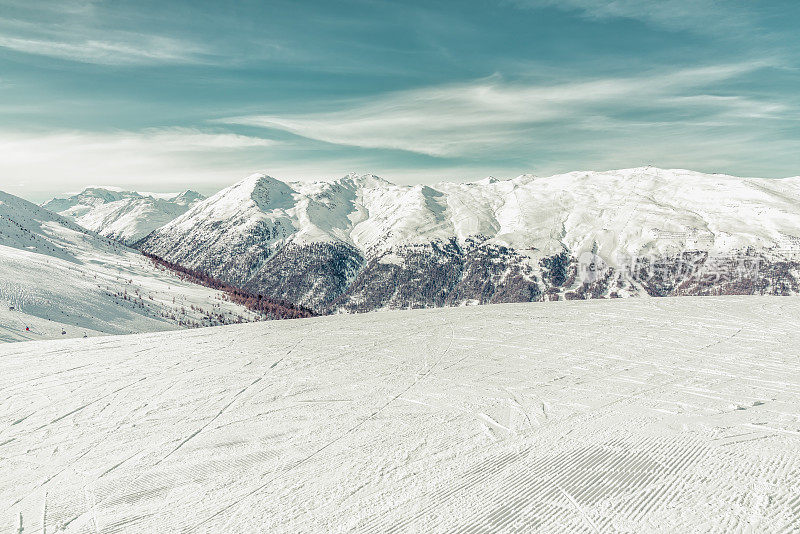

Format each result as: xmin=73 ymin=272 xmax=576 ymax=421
xmin=3 ymin=296 xmax=799 ymax=532
xmin=139 ymin=167 xmax=800 ymax=311
xmin=0 ymin=190 xmax=262 ymax=342
xmin=43 ymin=187 xmax=205 ymax=245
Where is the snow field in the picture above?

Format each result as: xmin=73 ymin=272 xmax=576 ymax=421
xmin=2 ymin=296 xmax=799 ymax=532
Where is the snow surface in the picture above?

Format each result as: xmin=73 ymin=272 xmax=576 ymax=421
xmin=0 ymin=190 xmax=259 ymax=342
xmin=42 ymin=188 xmax=205 ymax=245
xmin=3 ymin=296 xmax=799 ymax=532
xmin=148 ymin=167 xmax=800 ymax=267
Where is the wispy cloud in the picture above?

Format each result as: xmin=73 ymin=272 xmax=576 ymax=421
xmin=508 ymin=0 xmax=753 ymax=35
xmin=219 ymin=62 xmax=783 ymax=158
xmin=0 ymin=1 xmax=211 ymax=65
xmin=0 ymin=127 xmax=276 ymax=154
xmin=0 ymin=34 xmax=209 ymax=65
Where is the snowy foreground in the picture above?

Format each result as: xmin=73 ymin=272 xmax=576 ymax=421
xmin=2 ymin=296 xmax=800 ymax=533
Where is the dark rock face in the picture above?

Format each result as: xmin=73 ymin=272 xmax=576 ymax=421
xmin=631 ymin=251 xmax=800 ymax=297
xmin=138 ymin=231 xmax=800 ymax=314
xmin=137 ymin=217 xmax=291 ymax=286
xmin=329 ymin=238 xmax=543 ymax=312
xmin=540 ymin=252 xmax=571 ymax=288
xmin=445 ymin=238 xmax=541 ymax=306
xmin=332 ymin=240 xmax=464 ymax=312
xmin=139 ymin=229 xmax=363 ymax=312
xmin=244 ymin=242 xmax=364 ymax=311
xmin=138 ymin=233 xmax=547 ymax=313
xmin=558 ymin=249 xmax=800 ymax=301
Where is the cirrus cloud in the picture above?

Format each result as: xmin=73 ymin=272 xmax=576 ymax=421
xmin=219 ymin=62 xmax=786 ymax=158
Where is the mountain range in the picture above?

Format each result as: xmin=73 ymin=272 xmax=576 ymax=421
xmin=131 ymin=167 xmax=800 ymax=312
xmin=42 ymin=187 xmax=205 ymax=245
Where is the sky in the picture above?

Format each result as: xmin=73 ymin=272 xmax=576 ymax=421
xmin=1 ymin=0 xmax=799 ymax=202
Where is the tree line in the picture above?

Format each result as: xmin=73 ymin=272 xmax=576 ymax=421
xmin=141 ymin=251 xmax=317 ymax=320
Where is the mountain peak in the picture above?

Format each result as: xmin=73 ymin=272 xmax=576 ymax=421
xmin=252 ymin=176 xmax=295 ymax=211
xmin=225 ymin=173 xmax=296 ymax=211
xmin=171 ymin=190 xmax=205 ymax=206
xmin=339 ymin=172 xmax=393 ymax=188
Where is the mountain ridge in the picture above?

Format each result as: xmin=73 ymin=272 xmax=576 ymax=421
xmin=136 ymin=167 xmax=800 ymax=311
xmin=42 ymin=187 xmax=206 ymax=245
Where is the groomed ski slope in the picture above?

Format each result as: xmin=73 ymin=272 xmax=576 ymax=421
xmin=2 ymin=296 xmax=800 ymax=533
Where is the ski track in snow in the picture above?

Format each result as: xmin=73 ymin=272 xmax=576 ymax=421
xmin=1 ymin=296 xmax=800 ymax=532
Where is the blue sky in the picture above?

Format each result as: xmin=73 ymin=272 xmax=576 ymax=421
xmin=1 ymin=0 xmax=799 ymax=201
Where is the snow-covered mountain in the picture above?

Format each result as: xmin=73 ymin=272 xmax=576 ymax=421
xmin=0 ymin=189 xmax=263 ymax=342
xmin=138 ymin=167 xmax=800 ymax=312
xmin=4 ymin=295 xmax=799 ymax=532
xmin=42 ymin=187 xmax=205 ymax=245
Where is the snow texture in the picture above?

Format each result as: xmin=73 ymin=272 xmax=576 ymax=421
xmin=2 ymin=295 xmax=799 ymax=532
